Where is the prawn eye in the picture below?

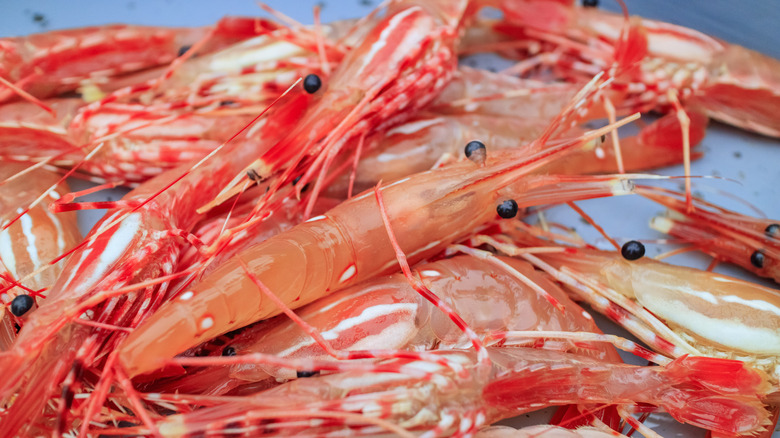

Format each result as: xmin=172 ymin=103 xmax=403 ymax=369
xmin=464 ymin=140 xmax=487 ymax=165
xmin=766 ymin=223 xmax=780 ymax=238
xmin=621 ymin=240 xmax=645 ymax=260
xmin=496 ymin=199 xmax=518 ymax=219
xmin=222 ymin=346 xmax=236 ymax=356
xmin=296 ymin=370 xmax=318 ymax=378
xmin=246 ymin=169 xmax=261 ymax=182
xmin=303 ymin=74 xmax=322 ymax=93
xmin=291 ymin=175 xmax=310 ymax=193
xmin=10 ymin=294 xmax=34 ymax=317
xmin=177 ymin=45 xmax=192 ymax=57
xmin=583 ymin=0 xmax=598 ymax=7
xmin=751 ymin=250 xmax=765 ymax=269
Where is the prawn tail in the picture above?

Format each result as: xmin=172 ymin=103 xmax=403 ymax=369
xmin=482 ymin=352 xmax=771 ymax=436
xmin=660 ymin=355 xmax=772 ymax=436
xmin=665 ymin=355 xmax=772 ymax=396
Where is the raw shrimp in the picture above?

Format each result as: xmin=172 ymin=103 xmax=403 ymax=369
xmin=117 ymin=91 xmax=637 ymax=378
xmin=641 ymin=186 xmax=780 ymax=284
xmin=117 ymin=347 xmax=770 ymax=437
xmin=495 ymin=225 xmax=780 ymax=384
xmin=147 ymin=254 xmax=619 ymax=396
xmin=471 ymin=0 xmax=780 ymax=137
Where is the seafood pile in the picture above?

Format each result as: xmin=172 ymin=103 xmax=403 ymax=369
xmin=0 ymin=0 xmax=779 ymax=437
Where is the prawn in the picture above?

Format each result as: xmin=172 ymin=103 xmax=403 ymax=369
xmin=470 ymin=0 xmax=780 ymax=138
xmin=117 ymin=80 xmax=639 ymax=378
xmin=325 ymin=108 xmax=705 ymax=197
xmin=491 ymin=223 xmax=780 ymax=384
xmin=205 ymin=0 xmax=474 ymax=216
xmin=113 ymin=347 xmax=771 ymax=437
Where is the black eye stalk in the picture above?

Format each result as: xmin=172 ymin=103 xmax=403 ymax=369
xmin=751 ymin=250 xmax=765 ymax=269
xmin=303 ymin=74 xmax=322 ymax=94
xmin=497 ymin=200 xmax=519 ymax=219
xmin=621 ymin=241 xmax=645 ymax=261
xmin=464 ymin=140 xmax=487 ymax=165
xmin=10 ymin=295 xmax=34 ymax=317
xmin=177 ymin=45 xmax=192 ymax=57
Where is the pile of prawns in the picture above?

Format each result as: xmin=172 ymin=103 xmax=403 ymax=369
xmin=0 ymin=0 xmax=779 ymax=437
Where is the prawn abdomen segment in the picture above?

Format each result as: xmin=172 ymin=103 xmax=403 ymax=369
xmin=119 ymin=218 xmax=355 ymax=377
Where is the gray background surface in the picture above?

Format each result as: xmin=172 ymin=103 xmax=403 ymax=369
xmin=1 ymin=1 xmax=779 ymax=436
